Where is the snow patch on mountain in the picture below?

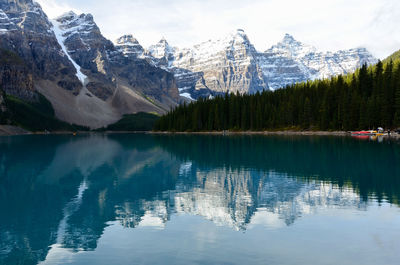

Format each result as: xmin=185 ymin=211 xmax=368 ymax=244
xmin=52 ymin=18 xmax=87 ymax=85
xmin=54 ymin=11 xmax=96 ymax=52
xmin=261 ymin=34 xmax=378 ymax=90
xmin=144 ymin=29 xmax=268 ymax=98
xmin=115 ymin=34 xmax=145 ymax=58
xmin=180 ymin=93 xmax=195 ymax=101
xmin=131 ymin=31 xmax=377 ymax=99
xmin=114 ymin=28 xmax=380 ymax=100
xmin=0 ymin=8 xmax=17 ymax=33
xmin=148 ymin=37 xmax=175 ymax=59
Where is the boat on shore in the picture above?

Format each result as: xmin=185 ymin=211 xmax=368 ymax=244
xmin=351 ymin=130 xmax=379 ymax=136
xmin=350 ymin=128 xmax=395 ymax=141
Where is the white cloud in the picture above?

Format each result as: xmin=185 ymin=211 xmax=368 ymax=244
xmin=35 ymin=0 xmax=400 ymax=59
xmin=35 ymin=0 xmax=82 ymax=18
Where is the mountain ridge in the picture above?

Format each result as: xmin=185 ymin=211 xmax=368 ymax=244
xmin=0 ymin=1 xmax=180 ymax=129
xmin=116 ymin=30 xmax=377 ymax=100
xmin=0 ymin=0 xmax=380 ymax=130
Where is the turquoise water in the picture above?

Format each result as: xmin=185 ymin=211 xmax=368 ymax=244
xmin=0 ymin=134 xmax=399 ymax=265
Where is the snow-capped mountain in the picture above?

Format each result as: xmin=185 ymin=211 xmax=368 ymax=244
xmin=147 ymin=37 xmax=175 ymax=65
xmin=0 ymin=0 xmax=179 ymax=128
xmin=0 ymin=0 xmax=81 ymax=101
xmin=0 ymin=0 xmax=379 ymax=127
xmin=49 ymin=11 xmax=179 ymax=127
xmin=115 ymin=34 xmax=145 ymax=58
xmin=117 ymin=31 xmax=377 ymax=100
xmin=149 ymin=29 xmax=268 ymax=98
xmin=260 ymin=34 xmax=378 ymax=89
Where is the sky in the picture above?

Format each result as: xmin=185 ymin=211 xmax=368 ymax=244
xmin=35 ymin=0 xmax=400 ymax=59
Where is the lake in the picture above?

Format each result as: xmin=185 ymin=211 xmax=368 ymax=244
xmin=0 ymin=134 xmax=399 ymax=265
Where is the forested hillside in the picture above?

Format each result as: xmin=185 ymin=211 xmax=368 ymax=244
xmin=154 ymin=60 xmax=400 ymax=131
xmin=0 ymin=89 xmax=88 ymax=131
xmin=383 ymin=50 xmax=400 ymax=64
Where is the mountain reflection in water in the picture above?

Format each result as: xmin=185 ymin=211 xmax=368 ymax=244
xmin=0 ymin=134 xmax=399 ymax=265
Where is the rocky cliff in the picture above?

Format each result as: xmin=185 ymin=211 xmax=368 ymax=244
xmin=0 ymin=0 xmax=179 ymax=128
xmin=0 ymin=49 xmax=35 ymax=100
xmin=0 ymin=0 xmax=378 ymax=128
xmin=118 ymin=31 xmax=377 ymax=100
xmin=147 ymin=30 xmax=268 ymax=99
xmin=259 ymin=34 xmax=378 ymax=89
xmin=0 ymin=89 xmax=5 ymax=113
xmin=0 ymin=0 xmax=81 ymax=99
xmin=115 ymin=35 xmax=145 ymax=59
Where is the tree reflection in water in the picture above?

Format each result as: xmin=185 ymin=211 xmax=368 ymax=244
xmin=0 ymin=134 xmax=399 ymax=265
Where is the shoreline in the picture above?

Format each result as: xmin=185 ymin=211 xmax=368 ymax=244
xmin=0 ymin=125 xmax=30 ymax=136
xmin=148 ymin=130 xmax=350 ymax=136
xmin=149 ymin=130 xmax=400 ymax=139
xmin=2 ymin=126 xmax=400 ymax=138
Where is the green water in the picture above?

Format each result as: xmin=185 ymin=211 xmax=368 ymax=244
xmin=0 ymin=134 xmax=399 ymax=265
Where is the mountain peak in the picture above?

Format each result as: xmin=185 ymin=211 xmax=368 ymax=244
xmin=116 ymin=34 xmax=139 ymax=45
xmin=0 ymin=0 xmax=38 ymax=10
xmin=232 ymin=28 xmax=247 ymax=37
xmin=115 ymin=34 xmax=144 ymax=58
xmin=158 ymin=37 xmax=168 ymax=44
xmin=148 ymin=37 xmax=175 ymax=60
xmin=57 ymin=11 xmax=77 ymax=20
xmin=56 ymin=11 xmax=94 ymax=24
xmin=54 ymin=11 xmax=98 ymax=36
xmin=227 ymin=28 xmax=251 ymax=45
xmin=282 ymin=33 xmax=297 ymax=43
xmin=1 ymin=0 xmax=34 ymax=4
xmin=0 ymin=0 xmax=53 ymax=34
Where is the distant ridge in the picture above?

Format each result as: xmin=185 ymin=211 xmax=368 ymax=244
xmin=116 ymin=31 xmax=377 ymax=100
xmin=383 ymin=49 xmax=400 ymax=64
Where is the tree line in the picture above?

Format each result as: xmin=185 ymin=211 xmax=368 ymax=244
xmin=154 ymin=60 xmax=400 ymax=131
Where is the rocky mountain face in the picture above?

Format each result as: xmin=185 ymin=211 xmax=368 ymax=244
xmin=117 ymin=30 xmax=269 ymax=99
xmin=115 ymin=35 xmax=145 ymax=58
xmin=259 ymin=34 xmax=378 ymax=90
xmin=170 ymin=30 xmax=268 ymax=98
xmin=0 ymin=0 xmax=179 ymax=128
xmin=117 ymin=31 xmax=377 ymax=100
xmin=0 ymin=0 xmax=80 ymax=100
xmin=52 ymin=11 xmax=179 ymax=106
xmin=0 ymin=0 xmax=378 ymax=129
xmin=0 ymin=89 xmax=5 ymax=113
xmin=0 ymin=49 xmax=35 ymax=100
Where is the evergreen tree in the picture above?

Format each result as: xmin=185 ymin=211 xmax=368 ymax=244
xmin=303 ymin=97 xmax=311 ymax=128
xmin=394 ymin=65 xmax=400 ymax=127
xmin=154 ymin=59 xmax=400 ymax=132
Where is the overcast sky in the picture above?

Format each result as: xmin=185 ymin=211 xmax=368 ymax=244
xmin=35 ymin=0 xmax=400 ymax=59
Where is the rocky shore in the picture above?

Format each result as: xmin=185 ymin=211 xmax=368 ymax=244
xmin=150 ymin=130 xmax=349 ymax=136
xmin=0 ymin=125 xmax=30 ymax=136
xmin=2 ymin=128 xmax=399 ymax=139
xmin=150 ymin=130 xmax=400 ymax=139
